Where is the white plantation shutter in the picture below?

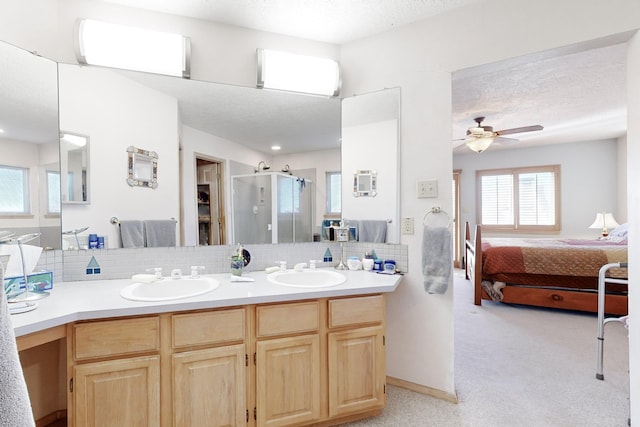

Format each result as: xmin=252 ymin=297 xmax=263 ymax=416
xmin=478 ymin=165 xmax=560 ymax=231
xmin=481 ymin=174 xmax=513 ymax=225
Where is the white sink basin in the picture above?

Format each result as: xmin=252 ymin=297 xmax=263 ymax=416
xmin=267 ymin=269 xmax=346 ymax=288
xmin=120 ymin=277 xmax=220 ymax=302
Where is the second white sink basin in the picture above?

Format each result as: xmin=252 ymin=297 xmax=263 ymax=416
xmin=267 ymin=269 xmax=346 ymax=288
xmin=120 ymin=277 xmax=220 ymax=302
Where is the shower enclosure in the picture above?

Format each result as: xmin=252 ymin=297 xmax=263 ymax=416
xmin=231 ymin=172 xmax=314 ymax=244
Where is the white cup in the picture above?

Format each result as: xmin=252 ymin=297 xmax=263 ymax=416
xmin=362 ymin=258 xmax=374 ymax=271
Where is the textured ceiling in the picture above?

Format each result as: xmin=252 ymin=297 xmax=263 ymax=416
xmin=2 ymin=1 xmax=628 ymax=155
xmin=452 ymin=42 xmax=627 ymax=152
xmin=102 ymin=0 xmax=481 ymax=44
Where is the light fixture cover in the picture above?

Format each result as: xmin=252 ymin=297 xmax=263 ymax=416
xmin=256 ymin=48 xmax=341 ymax=96
xmin=60 ymin=133 xmax=87 ymax=147
xmin=74 ymin=19 xmax=190 ymax=78
xmin=465 ymin=136 xmax=494 ymax=153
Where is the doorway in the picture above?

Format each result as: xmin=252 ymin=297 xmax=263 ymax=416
xmin=195 ymin=156 xmax=225 ymax=246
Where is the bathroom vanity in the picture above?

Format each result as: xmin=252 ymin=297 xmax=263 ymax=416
xmin=13 ymin=270 xmax=401 ymax=427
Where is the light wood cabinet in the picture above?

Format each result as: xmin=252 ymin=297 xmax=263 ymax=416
xmin=65 ymin=294 xmax=386 ymax=427
xmin=256 ymin=334 xmax=321 ymax=426
xmin=73 ymin=355 xmax=160 ymax=427
xmin=327 ymin=295 xmax=386 ymax=418
xmin=328 ymin=326 xmax=385 ymax=417
xmin=173 ymin=344 xmax=246 ymax=427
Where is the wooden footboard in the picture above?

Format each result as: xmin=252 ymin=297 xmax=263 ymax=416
xmin=462 ymin=222 xmax=628 ymax=315
xmin=464 ymin=222 xmax=483 ymax=306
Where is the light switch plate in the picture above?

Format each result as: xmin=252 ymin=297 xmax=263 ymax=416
xmin=417 ymin=179 xmax=438 ymax=198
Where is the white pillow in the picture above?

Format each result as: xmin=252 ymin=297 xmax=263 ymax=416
xmin=609 ymin=222 xmax=628 ymax=237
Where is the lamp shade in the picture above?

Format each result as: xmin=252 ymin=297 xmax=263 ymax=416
xmin=465 ymin=136 xmax=494 ymax=153
xmin=589 ymin=212 xmax=619 ymax=236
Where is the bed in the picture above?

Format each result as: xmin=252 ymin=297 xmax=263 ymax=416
xmin=464 ymin=222 xmax=628 ymax=315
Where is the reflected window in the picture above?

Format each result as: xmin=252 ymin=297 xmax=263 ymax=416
xmin=47 ymin=171 xmax=61 ymax=214
xmin=326 ymin=171 xmax=341 ymax=215
xmin=0 ymin=165 xmax=30 ymax=214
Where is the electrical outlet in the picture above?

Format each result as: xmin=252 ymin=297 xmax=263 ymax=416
xmin=417 ymin=179 xmax=438 ymax=198
xmin=401 ymin=217 xmax=414 ymax=234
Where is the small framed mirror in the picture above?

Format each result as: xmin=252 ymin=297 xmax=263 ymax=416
xmin=353 ymin=169 xmax=377 ymax=197
xmin=60 ymin=131 xmax=90 ymax=204
xmin=127 ymin=146 xmax=158 ymax=188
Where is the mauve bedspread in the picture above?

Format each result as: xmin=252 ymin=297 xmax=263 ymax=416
xmin=481 ymin=238 xmax=627 ymax=290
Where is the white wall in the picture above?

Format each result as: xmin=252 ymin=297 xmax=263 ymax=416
xmin=341 ymin=119 xmax=399 ymax=243
xmin=2 ymin=0 xmax=640 ymax=413
xmin=58 ymin=64 xmax=180 ymax=247
xmin=453 ymin=139 xmax=621 ymax=240
xmin=340 ymin=0 xmax=640 ymax=399
xmin=626 ymin=30 xmax=640 ymax=424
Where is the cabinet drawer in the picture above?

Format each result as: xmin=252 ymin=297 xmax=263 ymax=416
xmin=256 ymin=301 xmax=320 ymax=337
xmin=328 ymin=295 xmax=385 ymax=328
xmin=172 ymin=308 xmax=245 ymax=348
xmin=73 ymin=317 xmax=160 ymax=361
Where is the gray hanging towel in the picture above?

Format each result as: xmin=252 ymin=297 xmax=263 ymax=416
xmin=119 ymin=220 xmax=145 ymax=248
xmin=144 ymin=220 xmax=176 ymax=247
xmin=0 ymin=263 xmax=36 ymax=427
xmin=358 ymin=220 xmax=387 ymax=243
xmin=422 ymin=225 xmax=452 ymax=294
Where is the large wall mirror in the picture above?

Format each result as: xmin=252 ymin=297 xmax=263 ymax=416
xmin=1 ymin=38 xmax=401 ymax=251
xmin=0 ymin=41 xmax=61 ymax=250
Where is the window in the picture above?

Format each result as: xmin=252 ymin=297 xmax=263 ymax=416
xmin=47 ymin=171 xmax=61 ymax=214
xmin=0 ymin=165 xmax=30 ymax=214
xmin=326 ymin=171 xmax=341 ymax=215
xmin=477 ymin=165 xmax=560 ymax=232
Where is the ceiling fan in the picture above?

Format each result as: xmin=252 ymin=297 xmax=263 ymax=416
xmin=455 ymin=116 xmax=543 ymax=153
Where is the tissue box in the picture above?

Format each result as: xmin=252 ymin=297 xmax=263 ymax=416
xmin=4 ymin=270 xmax=53 ymax=297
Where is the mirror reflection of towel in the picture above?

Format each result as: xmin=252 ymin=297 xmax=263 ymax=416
xmin=422 ymin=226 xmax=452 ymax=294
xmin=0 ymin=264 xmax=36 ymax=427
xmin=144 ymin=220 xmax=176 ymax=247
xmin=119 ymin=220 xmax=145 ymax=248
xmin=358 ymin=220 xmax=387 ymax=243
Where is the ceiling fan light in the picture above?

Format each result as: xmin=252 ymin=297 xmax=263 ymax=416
xmin=465 ymin=136 xmax=494 ymax=153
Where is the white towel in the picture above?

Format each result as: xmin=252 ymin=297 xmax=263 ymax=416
xmin=0 ymin=264 xmax=36 ymax=427
xmin=143 ymin=220 xmax=176 ymax=247
xmin=422 ymin=226 xmax=452 ymax=294
xmin=119 ymin=220 xmax=145 ymax=248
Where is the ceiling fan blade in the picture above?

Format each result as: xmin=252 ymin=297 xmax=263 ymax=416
xmin=495 ymin=125 xmax=543 ymax=136
xmin=493 ymin=136 xmax=519 ymax=144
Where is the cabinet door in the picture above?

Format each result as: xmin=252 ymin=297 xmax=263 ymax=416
xmin=328 ymin=326 xmax=385 ymax=417
xmin=173 ymin=344 xmax=246 ymax=427
xmin=74 ymin=355 xmax=160 ymax=427
xmin=256 ymin=334 xmax=320 ymax=426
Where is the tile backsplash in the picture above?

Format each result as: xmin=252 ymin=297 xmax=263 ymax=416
xmin=35 ymin=242 xmax=408 ymax=283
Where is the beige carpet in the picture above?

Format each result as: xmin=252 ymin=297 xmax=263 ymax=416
xmin=344 ymin=269 xmax=630 ymax=426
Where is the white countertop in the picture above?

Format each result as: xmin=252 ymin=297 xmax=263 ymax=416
xmin=10 ymin=269 xmax=403 ymax=337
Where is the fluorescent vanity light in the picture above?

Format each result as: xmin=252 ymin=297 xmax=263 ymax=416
xmin=74 ymin=19 xmax=190 ymax=78
xmin=257 ymin=49 xmax=341 ymax=96
xmin=60 ymin=133 xmax=87 ymax=147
